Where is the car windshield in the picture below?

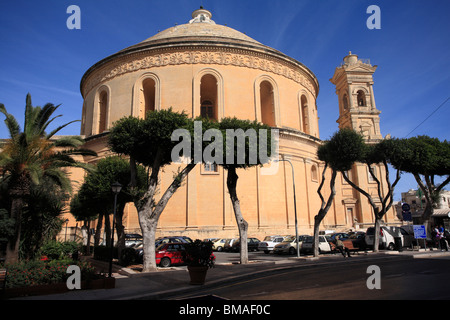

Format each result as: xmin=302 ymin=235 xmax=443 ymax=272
xmin=366 ymin=227 xmax=375 ymax=235
xmin=263 ymin=236 xmax=274 ymax=241
xmin=284 ymin=236 xmax=296 ymax=242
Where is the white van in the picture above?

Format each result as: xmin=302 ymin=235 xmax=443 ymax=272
xmin=301 ymin=235 xmax=332 ymax=254
xmin=365 ymin=226 xmax=414 ymax=250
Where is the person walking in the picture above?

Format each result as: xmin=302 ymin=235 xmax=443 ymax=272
xmin=335 ymin=235 xmax=351 ymax=258
xmin=439 ymin=225 xmax=449 ymax=251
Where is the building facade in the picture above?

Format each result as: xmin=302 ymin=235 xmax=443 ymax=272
xmin=64 ymin=8 xmax=400 ymax=241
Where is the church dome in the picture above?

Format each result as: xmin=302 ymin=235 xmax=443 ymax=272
xmin=136 ymin=8 xmax=263 ymax=48
xmin=81 ymin=7 xmax=318 ymax=97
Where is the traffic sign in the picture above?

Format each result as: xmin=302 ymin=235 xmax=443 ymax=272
xmin=413 ymin=225 xmax=427 ymax=239
xmin=402 ymin=211 xmax=412 ymax=221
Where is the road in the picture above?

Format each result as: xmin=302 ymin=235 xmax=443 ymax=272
xmin=170 ymin=253 xmax=450 ymax=300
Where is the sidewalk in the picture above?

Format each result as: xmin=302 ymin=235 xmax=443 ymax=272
xmin=12 ymin=249 xmax=450 ymax=300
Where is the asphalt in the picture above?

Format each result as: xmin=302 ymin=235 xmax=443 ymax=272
xmin=11 ymin=248 xmax=450 ymax=300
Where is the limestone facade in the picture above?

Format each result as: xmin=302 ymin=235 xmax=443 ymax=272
xmin=63 ymin=8 xmax=400 ymax=241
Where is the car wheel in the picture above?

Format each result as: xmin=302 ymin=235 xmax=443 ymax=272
xmin=387 ymin=242 xmax=395 ymax=251
xmin=160 ymin=257 xmax=171 ymax=268
xmin=217 ymin=246 xmax=223 ymax=252
xmin=288 ymin=247 xmax=296 ymax=255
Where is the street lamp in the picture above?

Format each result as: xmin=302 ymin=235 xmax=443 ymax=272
xmin=274 ymin=157 xmax=300 ymax=258
xmin=109 ymin=181 xmax=122 ymax=278
xmin=64 ymin=219 xmax=69 ymax=241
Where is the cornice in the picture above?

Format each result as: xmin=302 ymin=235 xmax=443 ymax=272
xmin=80 ymin=42 xmax=319 ymax=99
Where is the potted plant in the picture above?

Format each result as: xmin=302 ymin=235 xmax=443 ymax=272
xmin=183 ymin=240 xmax=215 ymax=285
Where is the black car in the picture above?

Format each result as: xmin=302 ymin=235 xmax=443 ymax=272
xmin=231 ymin=238 xmax=260 ymax=252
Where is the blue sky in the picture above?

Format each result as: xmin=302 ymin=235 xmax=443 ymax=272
xmin=0 ymin=0 xmax=449 ymax=200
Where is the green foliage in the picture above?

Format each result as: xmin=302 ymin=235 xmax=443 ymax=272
xmin=319 ymin=128 xmax=365 ymax=171
xmin=0 ymin=93 xmax=96 ymax=193
xmin=109 ymin=109 xmax=191 ymax=167
xmin=389 ymin=136 xmax=450 ymax=176
xmin=182 ymin=240 xmax=215 ymax=269
xmin=71 ymin=156 xmax=147 ymax=220
xmin=0 ymin=208 xmax=15 ymax=243
xmin=218 ymin=117 xmax=273 ymax=169
xmin=39 ymin=240 xmax=81 ymax=260
xmin=1 ymin=259 xmax=96 ymax=289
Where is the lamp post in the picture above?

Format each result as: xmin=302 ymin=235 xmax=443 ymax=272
xmin=274 ymin=157 xmax=300 ymax=258
xmin=64 ymin=219 xmax=69 ymax=241
xmin=109 ymin=181 xmax=122 ymax=278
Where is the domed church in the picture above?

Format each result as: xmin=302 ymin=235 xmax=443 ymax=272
xmin=73 ymin=8 xmax=399 ymax=240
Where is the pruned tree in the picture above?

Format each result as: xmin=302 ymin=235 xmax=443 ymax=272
xmin=340 ymin=135 xmax=402 ymax=252
xmin=389 ymin=136 xmax=450 ymax=224
xmin=108 ymin=109 xmax=212 ymax=271
xmin=71 ymin=156 xmax=147 ymax=261
xmin=217 ymin=117 xmax=274 ymax=264
xmin=313 ymin=129 xmax=365 ymax=256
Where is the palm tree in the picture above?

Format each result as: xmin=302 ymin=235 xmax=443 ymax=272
xmin=0 ymin=93 xmax=96 ymax=263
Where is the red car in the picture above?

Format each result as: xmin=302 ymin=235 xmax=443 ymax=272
xmin=156 ymin=243 xmax=187 ymax=267
xmin=155 ymin=242 xmax=216 ymax=268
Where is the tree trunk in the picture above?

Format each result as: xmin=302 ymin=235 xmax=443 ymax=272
xmin=226 ymin=166 xmax=249 ymax=264
xmin=116 ymin=203 xmax=126 ymax=265
xmin=313 ymin=167 xmax=337 ymax=257
xmin=94 ymin=212 xmax=103 ymax=248
xmin=5 ymin=196 xmax=24 ymax=264
xmin=139 ymin=211 xmax=158 ymax=272
xmin=136 ymin=162 xmax=196 ymax=272
xmin=373 ymin=217 xmax=381 ymax=252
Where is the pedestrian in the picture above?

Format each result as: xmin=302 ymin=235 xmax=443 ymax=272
xmin=439 ymin=225 xmax=448 ymax=251
xmin=433 ymin=225 xmax=440 ymax=249
xmin=335 ymin=235 xmax=351 ymax=258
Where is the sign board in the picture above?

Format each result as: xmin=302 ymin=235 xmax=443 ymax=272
xmin=413 ymin=225 xmax=427 ymax=239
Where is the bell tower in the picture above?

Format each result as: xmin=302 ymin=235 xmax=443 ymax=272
xmin=330 ymin=52 xmax=383 ymax=142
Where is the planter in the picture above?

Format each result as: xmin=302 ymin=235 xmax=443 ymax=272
xmin=2 ymin=277 xmax=115 ymax=299
xmin=187 ymin=266 xmax=208 ymax=285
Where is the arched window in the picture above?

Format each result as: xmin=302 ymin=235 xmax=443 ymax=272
xmin=141 ymin=78 xmax=156 ymax=118
xmin=260 ymin=80 xmax=275 ymax=127
xmin=301 ymin=94 xmax=310 ymax=134
xmin=357 ymin=90 xmax=366 ymax=106
xmin=200 ymin=74 xmax=218 ymax=121
xmin=98 ymin=90 xmax=108 ymax=133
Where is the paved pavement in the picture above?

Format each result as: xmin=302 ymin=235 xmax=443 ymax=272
xmin=11 ymin=248 xmax=450 ymax=300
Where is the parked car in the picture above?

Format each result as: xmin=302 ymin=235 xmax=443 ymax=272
xmin=258 ymin=235 xmax=287 ymax=254
xmin=155 ymin=236 xmax=192 ymax=247
xmin=327 ymin=232 xmax=350 ymax=242
xmin=212 ymin=238 xmax=228 ymax=252
xmin=125 ymin=233 xmax=143 ymax=247
xmin=329 ymin=232 xmax=367 ymax=253
xmin=273 ymin=235 xmax=309 ymax=255
xmin=223 ymin=238 xmax=238 ymax=252
xmin=301 ymin=235 xmax=332 ymax=254
xmin=156 ymin=242 xmax=186 ymax=267
xmin=365 ymin=226 xmax=414 ymax=250
xmin=231 ymin=238 xmax=260 ymax=252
